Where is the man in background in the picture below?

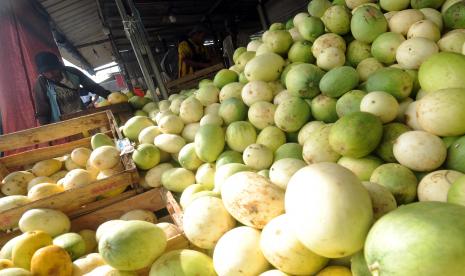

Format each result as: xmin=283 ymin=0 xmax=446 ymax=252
xmin=33 ymin=52 xmax=110 ymax=125
xmin=178 ymin=25 xmax=213 ymax=78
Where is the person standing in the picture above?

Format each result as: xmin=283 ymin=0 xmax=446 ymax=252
xmin=33 ymin=52 xmax=110 ymax=125
xmin=177 ymin=25 xmax=213 ymax=78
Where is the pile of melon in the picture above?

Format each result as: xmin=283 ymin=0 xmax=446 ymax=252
xmin=0 ymin=133 xmax=126 ymax=215
xmin=2 ymin=0 xmax=465 ymax=275
xmin=112 ymin=0 xmax=465 ymax=275
xmin=0 ymin=207 xmax=184 ymax=276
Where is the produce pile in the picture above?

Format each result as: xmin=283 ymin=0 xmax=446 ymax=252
xmin=118 ymin=0 xmax=465 ymax=274
xmin=0 ymin=134 xmax=128 ymax=210
xmin=0 ymin=207 xmax=171 ymax=276
xmin=2 ymin=0 xmax=465 ymax=275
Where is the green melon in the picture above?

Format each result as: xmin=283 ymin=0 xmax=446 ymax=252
xmin=446 ymin=136 xmax=465 ymax=173
xmin=91 ymin=133 xmax=114 ymax=150
xmin=297 ymin=16 xmax=325 ymax=42
xmin=178 ymin=143 xmax=204 ymax=171
xmin=149 ymin=249 xmax=216 ymax=276
xmin=219 ymin=82 xmax=244 ymax=103
xmin=329 ymin=112 xmax=383 ymax=158
xmin=346 ymin=40 xmax=372 ymax=67
xmin=351 ymin=250 xmax=371 ymax=276
xmin=286 ymin=63 xmax=325 ymax=99
xmin=311 ymin=95 xmax=338 ymax=123
xmin=418 ymin=52 xmax=465 ymax=93
xmin=375 ymin=123 xmax=411 ymax=163
xmin=320 ymin=66 xmax=359 ymax=98
xmin=365 ymin=202 xmax=465 ymax=276
xmin=448 ymin=175 xmax=465 ymax=206
xmin=274 ymin=143 xmax=304 ymax=161
xmin=288 ymin=41 xmax=315 ymax=63
xmin=225 ymin=121 xmax=257 ymax=152
xmin=129 ymin=96 xmax=151 ymax=109
xmin=336 ymin=90 xmax=367 ymax=118
xmin=350 ymin=6 xmax=387 ymax=43
xmin=214 ymin=69 xmax=239 ymax=89
xmin=233 ymin=47 xmax=247 ymax=64
xmin=53 ymin=233 xmax=86 ymax=260
xmin=274 ymin=97 xmax=311 ymax=132
xmin=286 ymin=19 xmax=294 ymax=29
xmin=366 ymin=67 xmax=413 ymax=100
xmin=195 ymin=124 xmax=225 ymax=163
xmin=263 ymin=30 xmax=293 ymax=55
xmin=162 ymin=168 xmax=195 ymax=192
xmin=322 ymin=4 xmax=351 ymax=35
xmin=370 ymin=163 xmax=418 ymax=204
xmin=218 ymin=98 xmax=248 ymax=125
xmin=371 ymin=32 xmax=406 ymax=65
xmin=337 ymin=155 xmax=383 ymax=181
xmin=269 ymin=23 xmax=285 ymax=31
xmin=216 ymin=151 xmax=244 ymax=168
xmin=411 ymin=0 xmax=445 ymax=9
xmin=256 ymin=126 xmax=287 ymax=152
xmin=123 ymin=116 xmax=155 ymax=141
xmin=281 ymin=62 xmax=303 ymax=87
xmin=244 ymin=53 xmax=285 ymax=82
xmin=132 ymin=144 xmax=161 ymax=170
xmin=379 ymin=0 xmax=410 ymax=11
xmin=198 ymin=79 xmax=213 ymax=88
xmin=99 ymin=221 xmax=166 ymax=271
xmin=308 ymin=0 xmax=332 ymax=17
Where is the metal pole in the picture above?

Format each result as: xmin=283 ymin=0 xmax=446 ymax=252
xmin=115 ymin=0 xmax=159 ymax=100
xmin=129 ymin=3 xmax=169 ymax=99
xmin=95 ymin=0 xmax=133 ymax=90
xmin=257 ymin=1 xmax=270 ymax=30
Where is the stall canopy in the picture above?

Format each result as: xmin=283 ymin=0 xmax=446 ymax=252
xmin=38 ymin=0 xmax=264 ymax=81
xmin=38 ymin=0 xmax=114 ymax=73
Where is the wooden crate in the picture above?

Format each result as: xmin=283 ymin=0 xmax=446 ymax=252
xmin=70 ymin=188 xmax=187 ymax=253
xmin=0 ymin=111 xmax=139 ymax=231
xmin=0 ymin=188 xmax=189 ymax=276
xmin=60 ymin=102 xmax=133 ymax=125
xmin=166 ymin=63 xmax=224 ymax=94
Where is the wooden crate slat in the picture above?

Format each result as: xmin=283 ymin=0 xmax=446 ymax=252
xmin=70 ymin=188 xmax=168 ymax=232
xmin=166 ymin=63 xmax=224 ymax=88
xmin=60 ymin=103 xmax=133 ymax=125
xmin=67 ymin=190 xmax=138 ymax=218
xmin=0 ymin=136 xmax=91 ymax=171
xmin=0 ymin=171 xmax=136 ymax=231
xmin=0 ymin=112 xmax=110 ymax=152
xmin=162 ymin=189 xmax=184 ymax=230
xmin=0 ymin=163 xmax=9 ymax=181
xmin=0 ymin=190 xmax=186 ymax=252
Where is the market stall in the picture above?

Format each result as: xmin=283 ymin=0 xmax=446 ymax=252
xmin=1 ymin=0 xmax=465 ymax=275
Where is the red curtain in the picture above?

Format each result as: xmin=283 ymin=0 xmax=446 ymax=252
xmin=0 ymin=0 xmax=60 ymax=136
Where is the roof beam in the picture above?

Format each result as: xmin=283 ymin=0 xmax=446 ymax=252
xmin=33 ymin=0 xmax=96 ymax=74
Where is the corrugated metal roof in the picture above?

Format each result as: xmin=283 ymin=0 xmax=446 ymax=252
xmin=38 ymin=0 xmax=114 ymax=69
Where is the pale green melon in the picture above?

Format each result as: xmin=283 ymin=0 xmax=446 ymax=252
xmin=99 ymin=221 xmax=166 ymax=271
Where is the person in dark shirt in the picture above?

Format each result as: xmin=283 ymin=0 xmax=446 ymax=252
xmin=33 ymin=52 xmax=110 ymax=125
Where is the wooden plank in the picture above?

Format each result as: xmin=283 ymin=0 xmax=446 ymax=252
xmin=0 ymin=129 xmax=113 ymax=173
xmin=162 ymin=189 xmax=184 ymax=230
xmin=0 ymin=163 xmax=9 ymax=181
xmin=0 ymin=231 xmax=20 ymax=248
xmin=0 ymin=137 xmax=90 ymax=170
xmin=59 ymin=103 xmax=133 ymax=121
xmin=0 ymin=112 xmax=110 ymax=152
xmin=67 ymin=190 xmax=137 ymax=218
xmin=166 ymin=63 xmax=224 ymax=88
xmin=70 ymin=188 xmax=166 ymax=232
xmin=0 ymin=171 xmax=136 ymax=231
